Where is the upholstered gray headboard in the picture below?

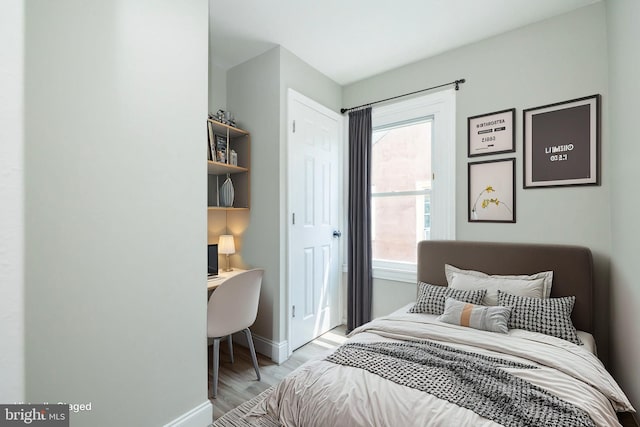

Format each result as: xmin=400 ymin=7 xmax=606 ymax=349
xmin=417 ymin=240 xmax=594 ymax=334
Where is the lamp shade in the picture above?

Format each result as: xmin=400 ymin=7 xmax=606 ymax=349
xmin=218 ymin=235 xmax=236 ymax=255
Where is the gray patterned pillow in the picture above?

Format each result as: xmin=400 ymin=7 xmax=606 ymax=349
xmin=409 ymin=282 xmax=486 ymax=315
xmin=497 ymin=290 xmax=582 ymax=345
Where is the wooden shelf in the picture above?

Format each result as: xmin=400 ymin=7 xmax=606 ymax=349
xmin=207 ymin=161 xmax=248 ymax=175
xmin=207 ymin=119 xmax=249 ymax=138
xmin=206 ymin=120 xmax=251 ymax=210
xmin=207 ymin=206 xmax=250 ymax=212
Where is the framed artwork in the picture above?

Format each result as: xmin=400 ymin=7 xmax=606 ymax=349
xmin=523 ymin=94 xmax=600 ymax=188
xmin=468 ymin=158 xmax=515 ymax=223
xmin=468 ymin=108 xmax=515 ymax=157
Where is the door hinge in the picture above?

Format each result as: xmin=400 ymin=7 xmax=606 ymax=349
xmin=292 ymin=120 xmax=296 ymax=133
xmin=292 ymin=213 xmax=295 ymax=225
xmin=432 ymin=172 xmax=435 ymax=180
xmin=292 ymin=305 xmax=296 ymax=318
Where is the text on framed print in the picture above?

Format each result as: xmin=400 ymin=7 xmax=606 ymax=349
xmin=523 ymin=95 xmax=600 ymax=188
xmin=468 ymin=108 xmax=515 ymax=157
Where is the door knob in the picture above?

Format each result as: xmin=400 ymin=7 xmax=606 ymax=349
xmin=332 ymin=230 xmax=342 ymax=238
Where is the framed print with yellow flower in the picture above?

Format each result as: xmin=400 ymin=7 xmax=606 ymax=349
xmin=468 ymin=158 xmax=515 ymax=223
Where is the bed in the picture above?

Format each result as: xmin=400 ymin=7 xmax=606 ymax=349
xmin=215 ymin=240 xmax=635 ymax=427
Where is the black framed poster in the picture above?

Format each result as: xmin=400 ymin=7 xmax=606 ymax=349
xmin=468 ymin=158 xmax=515 ymax=223
xmin=523 ymin=95 xmax=600 ymax=188
xmin=468 ymin=108 xmax=515 ymax=157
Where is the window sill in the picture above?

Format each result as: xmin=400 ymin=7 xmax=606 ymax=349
xmin=372 ymin=266 xmax=417 ymax=284
xmin=342 ymin=263 xmax=418 ymax=284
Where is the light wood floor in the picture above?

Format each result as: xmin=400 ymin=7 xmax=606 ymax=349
xmin=209 ymin=325 xmax=348 ymax=421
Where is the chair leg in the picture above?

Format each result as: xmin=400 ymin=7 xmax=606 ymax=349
xmin=227 ymin=334 xmax=234 ymax=364
xmin=243 ymin=328 xmax=261 ymax=381
xmin=211 ymin=338 xmax=220 ymax=399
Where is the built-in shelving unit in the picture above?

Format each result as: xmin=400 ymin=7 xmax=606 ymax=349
xmin=207 ymin=120 xmax=250 ymax=211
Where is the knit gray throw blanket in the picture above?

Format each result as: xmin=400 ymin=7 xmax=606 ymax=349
xmin=326 ymin=341 xmax=594 ymax=427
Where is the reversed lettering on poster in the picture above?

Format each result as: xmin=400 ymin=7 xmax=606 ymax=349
xmin=476 ymin=119 xmax=505 ymax=128
xmin=530 ymin=103 xmax=591 ymax=182
xmin=545 ymin=143 xmax=573 ymax=161
xmin=468 ymin=109 xmax=514 ymax=156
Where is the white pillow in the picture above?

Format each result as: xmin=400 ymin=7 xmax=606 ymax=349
xmin=445 ymin=264 xmax=553 ymax=306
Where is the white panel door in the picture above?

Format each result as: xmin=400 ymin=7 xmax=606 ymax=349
xmin=289 ymin=90 xmax=341 ymax=351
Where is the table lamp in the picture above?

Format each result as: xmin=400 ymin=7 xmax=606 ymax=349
xmin=218 ymin=234 xmax=236 ymax=271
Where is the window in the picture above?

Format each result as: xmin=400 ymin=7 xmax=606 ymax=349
xmin=371 ymin=91 xmax=456 ymax=282
xmin=371 ymin=120 xmax=432 ymax=264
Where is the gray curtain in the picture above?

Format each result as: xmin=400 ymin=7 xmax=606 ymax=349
xmin=347 ymin=107 xmax=372 ymax=332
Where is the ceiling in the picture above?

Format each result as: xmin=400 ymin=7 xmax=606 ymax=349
xmin=210 ymin=0 xmax=600 ymax=85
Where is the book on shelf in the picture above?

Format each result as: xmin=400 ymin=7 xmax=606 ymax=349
xmin=207 ymin=121 xmax=215 ymax=161
xmin=215 ymin=134 xmax=227 ymax=163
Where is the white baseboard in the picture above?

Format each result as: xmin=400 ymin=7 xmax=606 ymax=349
xmin=254 ymin=334 xmax=289 ymax=364
xmin=232 ymin=332 xmax=289 ymax=364
xmin=163 ymin=400 xmax=212 ymax=427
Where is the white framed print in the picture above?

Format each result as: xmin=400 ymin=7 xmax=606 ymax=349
xmin=468 ymin=158 xmax=515 ymax=223
xmin=468 ymin=108 xmax=515 ymax=157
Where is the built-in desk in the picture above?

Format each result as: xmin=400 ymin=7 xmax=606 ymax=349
xmin=207 ymin=268 xmax=247 ymax=291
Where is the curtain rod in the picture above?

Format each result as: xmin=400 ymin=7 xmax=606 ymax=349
xmin=340 ymin=78 xmax=466 ymax=114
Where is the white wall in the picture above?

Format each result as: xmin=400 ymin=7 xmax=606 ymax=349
xmin=343 ymin=4 xmax=612 ymax=364
xmin=606 ymin=0 xmax=640 ymax=412
xmin=0 ymin=0 xmax=25 ymax=404
xmin=24 ymin=1 xmax=210 ymax=425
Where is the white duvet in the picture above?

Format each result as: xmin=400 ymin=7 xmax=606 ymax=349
xmin=250 ymin=306 xmax=634 ymax=427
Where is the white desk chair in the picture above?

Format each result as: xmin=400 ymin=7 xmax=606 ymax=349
xmin=207 ymin=268 xmax=264 ymax=398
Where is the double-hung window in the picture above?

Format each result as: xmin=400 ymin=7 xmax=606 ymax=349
xmin=371 ymin=90 xmax=456 ymax=282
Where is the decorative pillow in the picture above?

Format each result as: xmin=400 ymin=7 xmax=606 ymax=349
xmin=497 ymin=290 xmax=582 ymax=345
xmin=445 ymin=264 xmax=553 ymax=305
xmin=437 ymin=298 xmax=511 ymax=334
xmin=409 ymin=282 xmax=486 ymax=315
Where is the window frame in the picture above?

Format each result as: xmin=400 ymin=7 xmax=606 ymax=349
xmin=371 ymin=90 xmax=456 ymax=283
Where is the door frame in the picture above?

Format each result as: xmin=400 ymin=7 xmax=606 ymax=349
xmin=286 ymin=88 xmax=344 ymax=357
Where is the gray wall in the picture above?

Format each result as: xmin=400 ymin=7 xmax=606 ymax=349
xmin=227 ymin=48 xmax=282 ymax=342
xmin=0 ymin=0 xmax=25 ymax=403
xmin=209 ymin=62 xmax=227 ymax=113
xmin=606 ymin=0 xmax=640 ymax=412
xmin=279 ymin=47 xmax=342 ymax=114
xmin=24 ymin=1 xmax=210 ymax=425
xmin=227 ymin=47 xmax=342 ymax=346
xmin=208 ymin=1 xmax=227 ymax=113
xmin=344 ymin=4 xmax=612 ymax=364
